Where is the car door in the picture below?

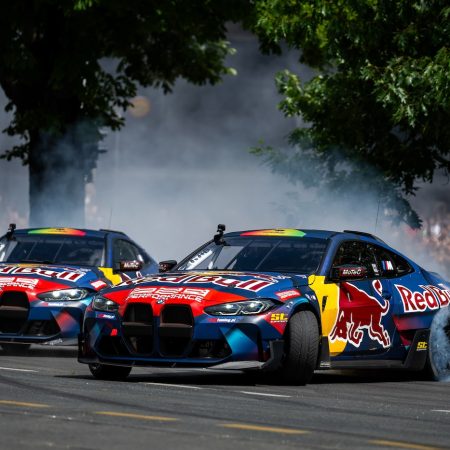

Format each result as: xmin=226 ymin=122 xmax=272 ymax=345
xmin=372 ymin=245 xmax=436 ymax=346
xmin=329 ymin=240 xmax=396 ymax=357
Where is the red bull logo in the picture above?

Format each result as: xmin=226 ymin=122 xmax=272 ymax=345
xmin=395 ymin=284 xmax=450 ymax=312
xmin=330 ymin=280 xmax=391 ymax=348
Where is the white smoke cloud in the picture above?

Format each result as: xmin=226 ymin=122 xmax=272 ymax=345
xmin=0 ymin=30 xmax=449 ymax=278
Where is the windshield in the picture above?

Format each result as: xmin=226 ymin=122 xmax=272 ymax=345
xmin=177 ymin=237 xmax=327 ymax=274
xmin=0 ymin=235 xmax=105 ymax=267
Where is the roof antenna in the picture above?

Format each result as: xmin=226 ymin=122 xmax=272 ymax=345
xmin=6 ymin=223 xmax=16 ymax=241
xmin=214 ymin=224 xmax=226 ymax=245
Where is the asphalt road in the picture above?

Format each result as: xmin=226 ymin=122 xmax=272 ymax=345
xmin=0 ymin=346 xmax=449 ymax=450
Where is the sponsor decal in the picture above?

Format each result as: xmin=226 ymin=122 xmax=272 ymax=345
xmin=184 ymin=249 xmax=214 ymax=270
xmin=96 ymin=313 xmax=116 ymax=319
xmin=127 ymin=287 xmax=158 ymax=299
xmin=275 ymin=289 xmax=301 ymax=301
xmin=120 ymin=260 xmax=141 ymax=271
xmin=417 ymin=341 xmax=428 ymax=351
xmin=240 ymin=228 xmax=306 ymax=238
xmin=122 ymin=274 xmax=275 ymax=293
xmin=0 ymin=277 xmax=39 ymax=289
xmin=91 ymin=280 xmax=108 ymax=290
xmin=128 ymin=286 xmax=210 ymax=303
xmin=330 ymin=280 xmax=391 ymax=348
xmin=270 ymin=313 xmax=288 ymax=323
xmin=395 ymin=284 xmax=450 ymax=313
xmin=0 ymin=266 xmax=85 ymax=282
xmin=28 ymin=228 xmax=86 ymax=236
xmin=381 ymin=260 xmax=394 ymax=271
xmin=215 ymin=318 xmax=237 ymax=323
xmin=339 ymin=266 xmax=366 ymax=278
xmin=220 ymin=272 xmax=289 ymax=282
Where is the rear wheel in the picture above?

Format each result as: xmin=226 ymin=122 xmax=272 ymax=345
xmin=1 ymin=343 xmax=31 ymax=355
xmin=88 ymin=363 xmax=132 ymax=380
xmin=276 ymin=310 xmax=319 ymax=385
xmin=426 ymin=307 xmax=450 ymax=381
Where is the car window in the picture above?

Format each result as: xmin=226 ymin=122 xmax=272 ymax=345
xmin=372 ymin=245 xmax=413 ymax=278
xmin=178 ymin=237 xmax=328 ymax=274
xmin=258 ymin=240 xmax=324 ymax=273
xmin=113 ymin=240 xmax=140 ymax=269
xmin=332 ymin=241 xmax=379 ymax=278
xmin=139 ymin=248 xmax=152 ymax=265
xmin=0 ymin=236 xmax=105 ymax=266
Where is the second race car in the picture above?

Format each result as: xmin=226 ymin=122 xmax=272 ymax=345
xmin=78 ymin=226 xmax=450 ymax=384
xmin=0 ymin=225 xmax=158 ymax=352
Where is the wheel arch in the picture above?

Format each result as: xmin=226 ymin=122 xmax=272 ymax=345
xmin=290 ymin=300 xmax=322 ymax=335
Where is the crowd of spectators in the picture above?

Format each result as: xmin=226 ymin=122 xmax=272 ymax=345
xmin=415 ymin=207 xmax=450 ymax=277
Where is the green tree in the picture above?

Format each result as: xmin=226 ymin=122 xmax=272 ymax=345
xmin=0 ymin=0 xmax=251 ymax=226
xmin=253 ymin=0 xmax=450 ymax=227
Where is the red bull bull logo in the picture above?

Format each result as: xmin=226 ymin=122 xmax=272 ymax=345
xmin=330 ymin=280 xmax=391 ymax=348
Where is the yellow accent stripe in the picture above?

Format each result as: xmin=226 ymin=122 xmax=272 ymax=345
xmin=95 ymin=411 xmax=178 ymax=422
xmin=98 ymin=267 xmax=123 ymax=285
xmin=369 ymin=439 xmax=442 ymax=450
xmin=220 ymin=423 xmax=308 ymax=435
xmin=0 ymin=400 xmax=49 ymax=408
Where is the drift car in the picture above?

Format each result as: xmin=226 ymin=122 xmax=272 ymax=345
xmin=0 ymin=225 xmax=158 ymax=353
xmin=79 ymin=226 xmax=450 ymax=384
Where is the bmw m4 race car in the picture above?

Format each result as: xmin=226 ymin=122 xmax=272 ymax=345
xmin=78 ymin=226 xmax=450 ymax=384
xmin=0 ymin=225 xmax=158 ymax=353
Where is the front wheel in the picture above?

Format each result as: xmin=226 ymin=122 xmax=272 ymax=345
xmin=1 ymin=343 xmax=31 ymax=355
xmin=277 ymin=310 xmax=319 ymax=385
xmin=88 ymin=363 xmax=132 ymax=380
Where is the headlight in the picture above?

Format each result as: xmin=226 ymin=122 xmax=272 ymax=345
xmin=204 ymin=299 xmax=276 ymax=316
xmin=37 ymin=288 xmax=90 ymax=302
xmin=92 ymin=295 xmax=119 ymax=312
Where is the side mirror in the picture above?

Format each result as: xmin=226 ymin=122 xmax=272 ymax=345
xmin=159 ymin=260 xmax=177 ymax=273
xmin=331 ymin=265 xmax=367 ymax=281
xmin=119 ymin=260 xmax=143 ymax=272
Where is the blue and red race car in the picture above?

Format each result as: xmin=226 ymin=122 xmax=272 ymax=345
xmin=78 ymin=226 xmax=450 ymax=384
xmin=0 ymin=225 xmax=158 ymax=353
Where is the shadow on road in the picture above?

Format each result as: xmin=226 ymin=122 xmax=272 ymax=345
xmin=0 ymin=346 xmax=77 ymax=358
xmin=57 ymin=367 xmax=433 ymax=386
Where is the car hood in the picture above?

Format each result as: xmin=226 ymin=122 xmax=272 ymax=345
xmin=0 ymin=263 xmax=109 ymax=292
xmin=102 ymin=271 xmax=314 ymax=306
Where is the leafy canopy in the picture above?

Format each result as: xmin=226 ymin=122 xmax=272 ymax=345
xmin=253 ymin=0 xmax=450 ymax=227
xmin=0 ymin=0 xmax=252 ymax=162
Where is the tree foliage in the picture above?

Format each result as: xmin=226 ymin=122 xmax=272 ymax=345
xmin=253 ymin=0 xmax=450 ymax=227
xmin=0 ymin=0 xmax=252 ymax=225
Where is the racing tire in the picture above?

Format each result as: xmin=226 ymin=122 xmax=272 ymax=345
xmin=277 ymin=310 xmax=319 ymax=385
xmin=426 ymin=307 xmax=450 ymax=381
xmin=1 ymin=343 xmax=31 ymax=355
xmin=88 ymin=363 xmax=132 ymax=381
